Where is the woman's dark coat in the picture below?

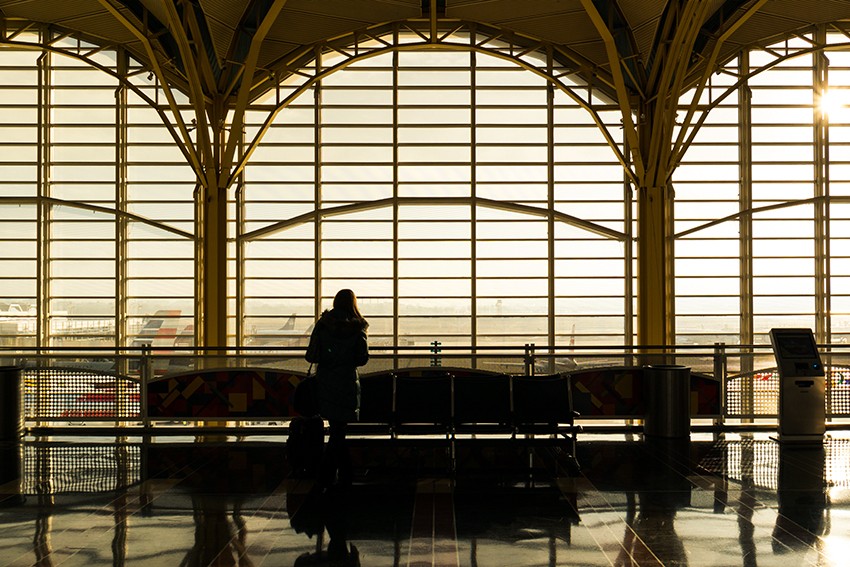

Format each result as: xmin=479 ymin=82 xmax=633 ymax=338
xmin=305 ymin=310 xmax=369 ymax=422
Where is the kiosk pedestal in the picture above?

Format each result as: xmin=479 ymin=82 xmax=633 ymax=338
xmin=769 ymin=328 xmax=825 ymax=444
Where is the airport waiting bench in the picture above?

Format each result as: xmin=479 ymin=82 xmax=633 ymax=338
xmin=145 ymin=366 xmax=580 ymax=438
xmin=145 ymin=366 xmax=581 ymax=472
xmin=354 ymin=368 xmax=580 ymax=441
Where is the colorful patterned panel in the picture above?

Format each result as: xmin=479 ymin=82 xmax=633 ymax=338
xmin=692 ymin=372 xmax=721 ymax=417
xmin=572 ymin=367 xmax=721 ymax=418
xmin=147 ymin=369 xmax=305 ymax=419
xmin=572 ymin=367 xmax=644 ymax=417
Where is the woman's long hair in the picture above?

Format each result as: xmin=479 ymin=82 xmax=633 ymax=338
xmin=332 ymin=288 xmax=368 ymax=328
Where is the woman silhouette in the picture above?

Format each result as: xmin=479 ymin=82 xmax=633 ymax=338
xmin=305 ymin=289 xmax=369 ymax=487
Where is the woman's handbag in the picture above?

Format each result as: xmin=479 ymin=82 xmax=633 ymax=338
xmin=293 ymin=365 xmax=320 ymax=417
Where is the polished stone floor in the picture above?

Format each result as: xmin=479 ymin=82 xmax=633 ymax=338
xmin=0 ymin=431 xmax=847 ymax=566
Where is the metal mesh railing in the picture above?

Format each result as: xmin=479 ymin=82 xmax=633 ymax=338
xmin=22 ymin=443 xmax=141 ymax=494
xmin=829 ymin=368 xmax=850 ymax=415
xmin=4 ymin=343 xmax=850 ymax=427
xmin=23 ymin=367 xmax=141 ymax=422
xmin=725 ymin=366 xmax=850 ymax=420
xmin=698 ymin=437 xmax=850 ymax=491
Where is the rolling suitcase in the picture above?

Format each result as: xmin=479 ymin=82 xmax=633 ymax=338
xmin=286 ymin=416 xmax=325 ymax=477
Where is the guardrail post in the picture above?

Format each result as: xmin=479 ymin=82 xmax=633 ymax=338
xmin=141 ymin=345 xmax=151 ymax=429
xmin=430 ymin=341 xmax=442 ymax=367
xmin=34 ymin=358 xmax=44 ymax=429
xmin=524 ymin=343 xmax=535 ymax=376
xmin=824 ymin=346 xmax=832 ymax=424
xmin=713 ymin=342 xmax=727 ymax=429
xmin=624 ymin=346 xmax=634 ymax=368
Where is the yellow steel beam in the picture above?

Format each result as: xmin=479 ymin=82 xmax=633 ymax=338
xmin=219 ymin=0 xmax=289 ymax=190
xmin=96 ymin=0 xmax=204 ymax=178
xmin=242 ymin=197 xmax=627 ymax=242
xmin=161 ymin=1 xmax=215 ymax=173
xmin=209 ymin=0 xmax=287 ymax=348
xmin=197 ymin=180 xmax=227 ymax=348
xmin=634 ymin=1 xmax=705 ymax=347
xmin=645 ymin=0 xmax=711 ymax=187
xmin=184 ymin=2 xmax=220 ymax=96
xmin=430 ymin=0 xmax=438 ymax=43
xmin=669 ymin=0 xmax=769 ymax=172
xmin=578 ymin=0 xmax=644 ymax=180
xmin=161 ymin=1 xmax=225 ymax=348
xmin=636 ymin=184 xmax=674 ymax=347
xmin=636 ymin=0 xmax=768 ymax=347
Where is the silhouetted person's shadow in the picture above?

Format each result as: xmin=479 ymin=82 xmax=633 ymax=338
xmin=290 ymin=485 xmax=360 ymax=567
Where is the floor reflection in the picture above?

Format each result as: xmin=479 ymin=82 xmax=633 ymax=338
xmin=614 ymin=437 xmax=691 ymax=567
xmin=772 ymin=443 xmax=826 ymax=553
xmin=182 ymin=494 xmax=253 ymax=567
xmin=0 ymin=441 xmax=22 ymax=507
xmin=289 ymin=485 xmax=360 ymax=567
xmin=148 ymin=443 xmax=285 ymax=567
xmin=0 ymin=434 xmax=846 ymax=566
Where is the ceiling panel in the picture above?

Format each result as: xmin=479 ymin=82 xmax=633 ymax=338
xmin=726 ymin=11 xmax=816 ymax=48
xmin=134 ymin=0 xmax=171 ymax=31
xmin=619 ymin=0 xmax=666 ymax=31
xmin=503 ymin=12 xmax=600 ymax=46
xmin=0 ymin=0 xmax=104 ymax=25
xmin=447 ymin=0 xmax=586 ymax=24
xmin=284 ymin=0 xmax=421 ymax=23
xmin=257 ymin=38 xmax=307 ymax=79
xmin=619 ymin=0 xmax=664 ymax=59
xmin=204 ymin=17 xmax=236 ymax=64
xmin=55 ymin=11 xmax=139 ymax=47
xmin=763 ymin=0 xmax=850 ymax=23
xmin=199 ymin=0 xmax=248 ymax=30
xmin=569 ymin=41 xmax=610 ymax=73
xmin=269 ymin=8 xmax=373 ymax=45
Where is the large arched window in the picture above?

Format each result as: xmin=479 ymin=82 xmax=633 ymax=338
xmin=237 ymin=32 xmax=631 ymax=359
xmin=674 ymin=31 xmax=850 ymax=353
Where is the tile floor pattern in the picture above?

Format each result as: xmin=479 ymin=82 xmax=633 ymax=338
xmin=0 ymin=432 xmax=847 ymax=566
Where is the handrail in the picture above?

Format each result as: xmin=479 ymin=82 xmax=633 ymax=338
xmin=9 ymin=342 xmax=850 ymax=429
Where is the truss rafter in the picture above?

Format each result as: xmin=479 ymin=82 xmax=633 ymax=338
xmin=255 ymin=19 xmax=622 ymax=105
xmin=222 ymin=20 xmax=638 ymax=191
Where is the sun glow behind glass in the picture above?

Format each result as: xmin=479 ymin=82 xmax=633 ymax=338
xmin=820 ymin=89 xmax=848 ymax=119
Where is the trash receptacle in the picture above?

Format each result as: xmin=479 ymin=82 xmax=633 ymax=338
xmin=644 ymin=364 xmax=691 ymax=438
xmin=0 ymin=366 xmax=23 ymax=442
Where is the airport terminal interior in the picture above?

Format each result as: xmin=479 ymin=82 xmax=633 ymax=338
xmin=4 ymin=0 xmax=850 ymax=565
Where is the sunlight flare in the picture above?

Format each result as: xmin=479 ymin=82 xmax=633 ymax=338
xmin=819 ymin=89 xmax=847 ymax=117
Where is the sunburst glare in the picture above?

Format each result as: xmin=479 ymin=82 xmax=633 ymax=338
xmin=819 ymin=89 xmax=848 ymax=118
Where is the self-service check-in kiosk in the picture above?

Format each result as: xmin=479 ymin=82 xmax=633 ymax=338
xmin=769 ymin=328 xmax=825 ymax=443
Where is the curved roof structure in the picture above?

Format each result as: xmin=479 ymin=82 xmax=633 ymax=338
xmin=2 ymin=0 xmax=849 ymax=104
xmin=3 ymin=0 xmax=850 ymax=348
